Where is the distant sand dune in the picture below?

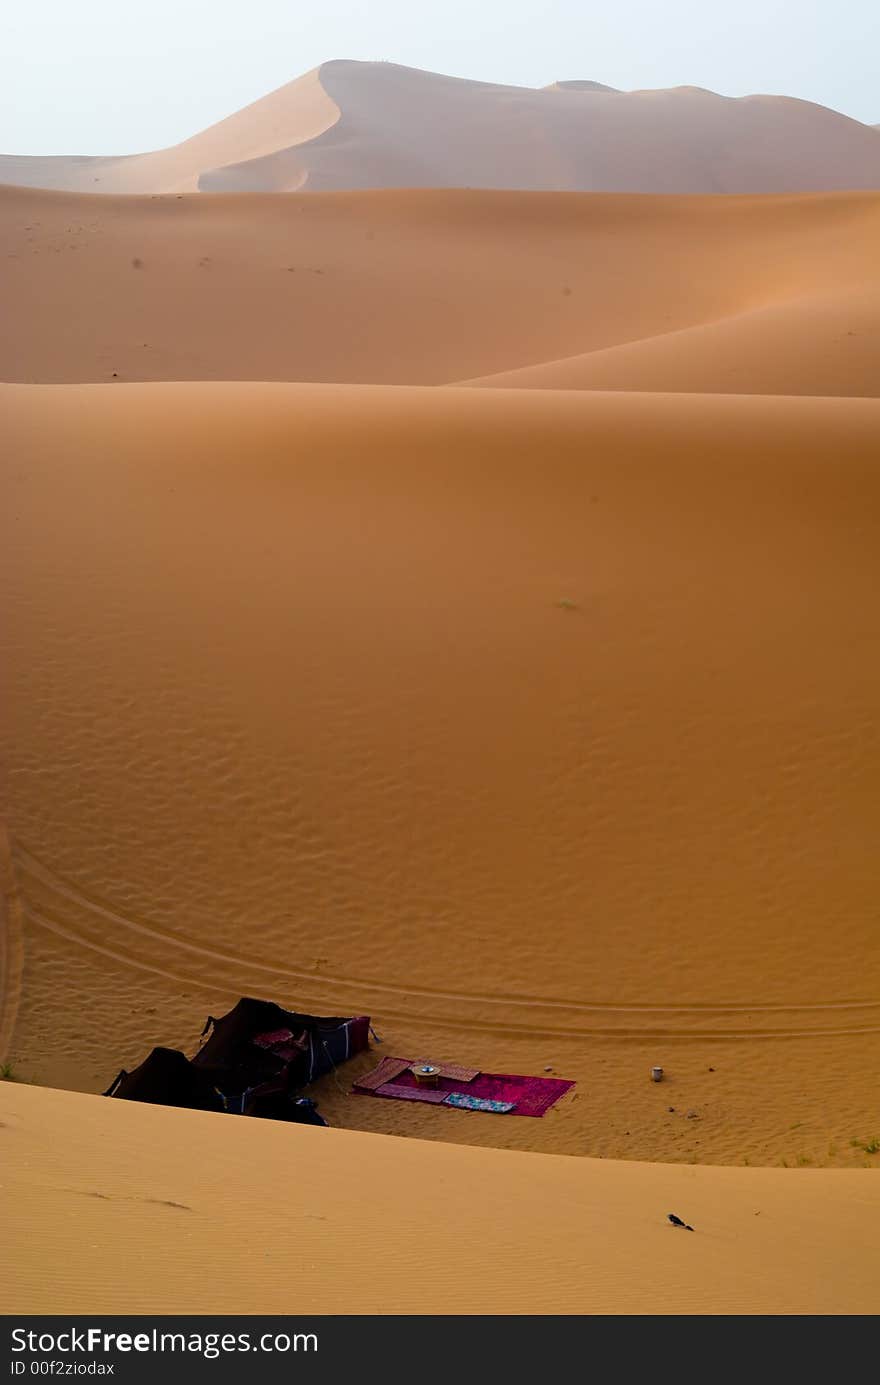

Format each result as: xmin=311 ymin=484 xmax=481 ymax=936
xmin=465 ymin=287 xmax=880 ymax=395
xmin=2 ymin=185 xmax=879 ymax=395
xmin=2 ymin=61 xmax=880 ymax=195
xmin=0 ymin=66 xmax=340 ymax=195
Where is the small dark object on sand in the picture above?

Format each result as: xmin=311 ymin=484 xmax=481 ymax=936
xmin=668 ymin=1213 xmax=694 ymax=1231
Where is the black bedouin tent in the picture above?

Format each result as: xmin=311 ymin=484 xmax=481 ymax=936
xmin=103 ymin=997 xmax=371 ymax=1126
xmin=103 ymin=1045 xmax=225 ymax=1113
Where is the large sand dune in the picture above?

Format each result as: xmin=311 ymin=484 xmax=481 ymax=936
xmin=2 ymin=185 xmax=879 ymax=396
xmin=3 ymin=61 xmax=880 ymax=195
xmin=2 ymin=1081 xmax=878 ymax=1314
xmin=0 ymin=66 xmax=340 ymax=196
xmin=4 ymin=68 xmax=880 ymax=1312
xmin=3 ymin=381 xmax=879 ymax=1169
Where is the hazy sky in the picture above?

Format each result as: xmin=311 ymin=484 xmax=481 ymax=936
xmin=3 ymin=0 xmax=878 ymax=155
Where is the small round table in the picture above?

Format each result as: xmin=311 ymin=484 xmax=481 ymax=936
xmin=412 ymin=1063 xmax=441 ymax=1088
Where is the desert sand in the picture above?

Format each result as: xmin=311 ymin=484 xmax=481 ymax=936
xmin=2 ymin=380 xmax=879 ymax=1176
xmin=1 ymin=185 xmax=879 ymax=396
xmin=3 ymin=1080 xmax=879 ymax=1314
xmin=3 ymin=62 xmax=880 ymax=1318
xmin=3 ymin=61 xmax=880 ymax=195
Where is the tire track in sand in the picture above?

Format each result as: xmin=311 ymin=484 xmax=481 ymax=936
xmin=0 ymin=828 xmax=26 ymax=1064
xmin=14 ymin=840 xmax=880 ymax=1043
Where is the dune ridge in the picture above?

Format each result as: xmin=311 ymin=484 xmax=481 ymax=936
xmin=0 ymin=66 xmax=340 ymax=195
xmin=2 ymin=1081 xmax=878 ymax=1314
xmin=464 ymin=286 xmax=880 ymax=396
xmin=2 ymin=184 xmax=879 ymax=396
xmin=3 ymin=60 xmax=880 ymax=195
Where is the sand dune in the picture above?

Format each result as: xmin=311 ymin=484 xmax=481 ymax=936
xmin=3 ymin=1081 xmax=878 ymax=1314
xmin=466 ymin=286 xmax=880 ymax=395
xmin=2 ymin=185 xmax=879 ymax=395
xmin=3 ymin=61 xmax=880 ymax=195
xmin=3 ymin=381 xmax=879 ymax=1168
xmin=0 ymin=66 xmax=340 ymax=195
xmin=6 ymin=50 xmax=879 ymax=1324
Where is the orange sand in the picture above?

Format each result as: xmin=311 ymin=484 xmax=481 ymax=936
xmin=1 ymin=186 xmax=879 ymax=396
xmin=2 ymin=61 xmax=880 ymax=195
xmin=3 ymin=94 xmax=880 ymax=1314
xmin=2 ymin=1081 xmax=878 ymax=1314
xmin=2 ymin=381 xmax=879 ymax=1172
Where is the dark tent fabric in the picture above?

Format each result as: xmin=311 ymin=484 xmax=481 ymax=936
xmin=104 ymin=998 xmax=370 ymax=1127
xmin=192 ymin=997 xmax=371 ymax=1096
xmin=103 ymin=1046 xmax=226 ymax=1113
xmin=243 ymin=1084 xmax=328 ymax=1125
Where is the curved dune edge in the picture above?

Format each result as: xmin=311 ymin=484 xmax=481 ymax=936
xmin=458 ymin=286 xmax=880 ymax=397
xmin=3 ymin=60 xmax=880 ymax=195
xmin=2 ymin=185 xmax=879 ymax=394
xmin=195 ymin=66 xmax=342 ymax=194
xmin=0 ymin=66 xmax=342 ymax=195
xmin=3 ymin=381 xmax=879 ymax=1166
xmin=1 ymin=1082 xmax=878 ymax=1314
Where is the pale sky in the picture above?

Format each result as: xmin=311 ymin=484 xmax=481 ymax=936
xmin=2 ymin=0 xmax=877 ymax=156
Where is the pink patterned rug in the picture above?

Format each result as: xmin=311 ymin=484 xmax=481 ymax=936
xmin=353 ymin=1057 xmax=574 ymax=1117
xmin=373 ymin=1082 xmax=449 ymax=1104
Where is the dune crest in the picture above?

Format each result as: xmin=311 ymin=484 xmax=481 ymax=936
xmin=2 ymin=60 xmax=880 ymax=194
xmin=464 ymin=285 xmax=880 ymax=396
xmin=2 ymin=184 xmax=879 ymax=395
xmin=0 ymin=65 xmax=340 ymax=195
xmin=3 ymin=1081 xmax=878 ymax=1314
